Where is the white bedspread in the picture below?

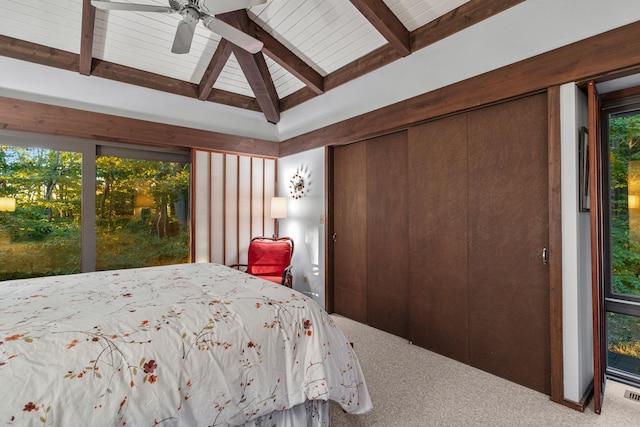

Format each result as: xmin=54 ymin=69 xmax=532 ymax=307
xmin=0 ymin=263 xmax=371 ymax=426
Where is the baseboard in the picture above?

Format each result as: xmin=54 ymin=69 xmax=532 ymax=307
xmin=551 ymin=380 xmax=594 ymax=412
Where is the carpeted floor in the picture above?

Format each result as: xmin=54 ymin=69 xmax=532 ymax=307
xmin=330 ymin=315 xmax=640 ymax=426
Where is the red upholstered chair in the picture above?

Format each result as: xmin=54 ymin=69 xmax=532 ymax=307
xmin=233 ymin=237 xmax=294 ymax=287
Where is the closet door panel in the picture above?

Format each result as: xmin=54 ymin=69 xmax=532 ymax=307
xmin=367 ymin=132 xmax=409 ymax=338
xmin=333 ymin=143 xmax=368 ymax=323
xmin=408 ymin=115 xmax=470 ymax=363
xmin=467 ymin=93 xmax=551 ymax=394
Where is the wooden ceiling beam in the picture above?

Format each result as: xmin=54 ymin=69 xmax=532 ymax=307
xmin=249 ymin=21 xmax=324 ymax=95
xmin=79 ymin=0 xmax=95 ymax=76
xmin=282 ymin=0 xmax=524 ymax=112
xmin=198 ymin=39 xmax=233 ymax=101
xmin=349 ymin=0 xmax=410 ymax=57
xmin=281 ymin=44 xmax=402 ymax=111
xmin=0 ymin=96 xmax=278 ymax=157
xmin=0 ymin=35 xmax=79 ymax=70
xmin=219 ymin=11 xmax=280 ymax=124
xmin=0 ymin=35 xmax=260 ymax=112
xmin=411 ymin=0 xmax=526 ymax=51
xmin=1 ymin=1 xmax=527 ymax=120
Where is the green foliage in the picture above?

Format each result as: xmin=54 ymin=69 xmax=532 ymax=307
xmin=1 ymin=146 xmax=190 ymax=280
xmin=610 ymin=114 xmax=640 ymax=296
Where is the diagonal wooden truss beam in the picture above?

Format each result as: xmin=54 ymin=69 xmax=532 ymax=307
xmin=248 ymin=21 xmax=324 ymax=95
xmin=79 ymin=0 xmax=96 ymax=75
xmin=218 ymin=11 xmax=280 ymax=124
xmin=349 ymin=0 xmax=410 ymax=57
xmin=198 ymin=39 xmax=233 ymax=101
xmin=0 ymin=0 xmax=526 ymax=122
xmin=0 ymin=35 xmax=261 ymax=112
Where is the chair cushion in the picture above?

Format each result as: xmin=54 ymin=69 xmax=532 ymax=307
xmin=246 ymin=239 xmax=292 ymax=277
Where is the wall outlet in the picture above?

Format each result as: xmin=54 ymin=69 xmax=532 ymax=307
xmin=319 ymin=214 xmax=325 ymax=224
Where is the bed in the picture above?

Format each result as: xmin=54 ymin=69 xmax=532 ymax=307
xmin=0 ymin=263 xmax=372 ymax=426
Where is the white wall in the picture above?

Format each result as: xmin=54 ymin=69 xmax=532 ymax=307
xmin=276 ymin=148 xmax=326 ymax=308
xmin=560 ymin=83 xmax=594 ymax=403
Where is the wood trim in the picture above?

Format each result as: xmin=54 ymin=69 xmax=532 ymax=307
xmin=555 ymin=380 xmax=594 ymax=413
xmin=262 ymin=158 xmax=266 ymax=237
xmin=273 ymin=159 xmax=278 ymax=236
xmin=279 ymin=20 xmax=640 ymax=157
xmin=223 ymin=154 xmax=227 ymax=265
xmin=190 ymin=149 xmax=197 ymax=263
xmin=208 ymin=153 xmax=213 ymax=263
xmin=325 ymin=146 xmax=334 ymax=313
xmin=547 ymin=85 xmax=564 ymax=405
xmin=236 ymin=155 xmax=241 ymax=263
xmin=0 ymin=96 xmax=278 ymax=157
xmin=600 ymin=84 xmax=640 ymax=104
xmin=79 ymin=0 xmax=95 ymax=76
xmin=588 ymin=80 xmax=607 ymax=415
xmin=250 ymin=157 xmax=254 ymax=239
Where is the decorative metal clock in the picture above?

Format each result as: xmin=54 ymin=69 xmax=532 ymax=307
xmin=289 ymin=172 xmax=305 ymax=199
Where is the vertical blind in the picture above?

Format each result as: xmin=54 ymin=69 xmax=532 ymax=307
xmin=193 ymin=150 xmax=276 ymax=266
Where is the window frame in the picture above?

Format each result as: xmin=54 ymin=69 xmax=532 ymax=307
xmin=0 ymin=129 xmax=190 ymax=274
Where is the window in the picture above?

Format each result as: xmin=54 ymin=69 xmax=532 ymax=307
xmin=95 ymin=154 xmax=190 ymax=270
xmin=0 ymin=131 xmax=190 ymax=280
xmin=606 ymin=104 xmax=640 ymax=385
xmin=0 ymin=145 xmax=82 ymax=280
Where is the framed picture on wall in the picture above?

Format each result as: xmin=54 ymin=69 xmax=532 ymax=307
xmin=579 ymin=126 xmax=590 ymax=212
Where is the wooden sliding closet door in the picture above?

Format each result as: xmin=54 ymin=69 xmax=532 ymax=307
xmin=408 ymin=115 xmax=470 ymax=363
xmin=367 ymin=132 xmax=409 ymax=338
xmin=333 ymin=142 xmax=368 ymax=323
xmin=467 ymin=93 xmax=551 ymax=394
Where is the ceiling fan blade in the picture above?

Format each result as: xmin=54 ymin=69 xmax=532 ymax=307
xmin=91 ymin=0 xmax=174 ymax=13
xmin=171 ymin=9 xmax=198 ymax=54
xmin=203 ymin=16 xmax=263 ymax=54
xmin=199 ymin=0 xmax=267 ymax=15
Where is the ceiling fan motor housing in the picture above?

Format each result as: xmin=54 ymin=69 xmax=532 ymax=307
xmin=169 ymin=0 xmax=191 ymax=11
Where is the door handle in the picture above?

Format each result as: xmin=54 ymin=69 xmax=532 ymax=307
xmin=332 ymin=232 xmax=337 ymax=242
xmin=542 ymin=247 xmax=548 ymax=265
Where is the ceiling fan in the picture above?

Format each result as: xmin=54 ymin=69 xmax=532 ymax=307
xmin=91 ymin=0 xmax=267 ymax=54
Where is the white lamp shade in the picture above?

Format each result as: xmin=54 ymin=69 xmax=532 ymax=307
xmin=0 ymin=197 xmax=16 ymax=212
xmin=270 ymin=197 xmax=287 ymax=219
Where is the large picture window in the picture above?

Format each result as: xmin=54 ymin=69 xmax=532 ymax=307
xmin=95 ymin=154 xmax=190 ymax=271
xmin=0 ymin=131 xmax=190 ymax=280
xmin=0 ymin=145 xmax=83 ymax=280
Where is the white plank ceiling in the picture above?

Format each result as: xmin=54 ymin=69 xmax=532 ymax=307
xmin=1 ymin=0 xmax=470 ymax=111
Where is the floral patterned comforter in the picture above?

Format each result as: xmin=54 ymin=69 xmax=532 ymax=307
xmin=0 ymin=263 xmax=371 ymax=426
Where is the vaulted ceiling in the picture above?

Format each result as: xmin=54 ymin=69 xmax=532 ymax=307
xmin=0 ymin=0 xmax=523 ymax=124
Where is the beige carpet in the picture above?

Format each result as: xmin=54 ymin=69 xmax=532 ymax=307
xmin=330 ymin=315 xmax=640 ymax=426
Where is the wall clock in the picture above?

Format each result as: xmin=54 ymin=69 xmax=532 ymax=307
xmin=289 ymin=172 xmax=305 ymax=199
